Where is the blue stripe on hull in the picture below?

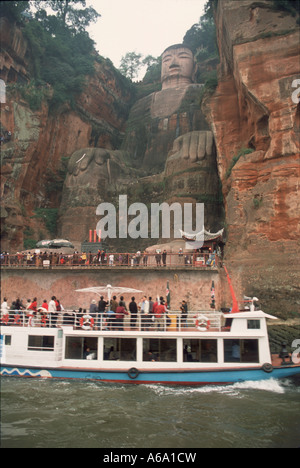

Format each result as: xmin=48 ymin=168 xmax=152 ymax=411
xmin=1 ymin=365 xmax=300 ymax=385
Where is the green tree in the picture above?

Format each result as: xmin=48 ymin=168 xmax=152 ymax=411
xmin=119 ymin=52 xmax=143 ymax=81
xmin=33 ymin=0 xmax=101 ymax=32
xmin=22 ymin=1 xmax=97 ymax=110
xmin=183 ymin=15 xmax=218 ymax=60
xmin=0 ymin=1 xmax=30 ymax=22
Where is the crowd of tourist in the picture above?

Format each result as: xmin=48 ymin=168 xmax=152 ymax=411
xmin=0 ymin=295 xmax=189 ymax=332
xmin=0 ymin=248 xmax=217 ymax=268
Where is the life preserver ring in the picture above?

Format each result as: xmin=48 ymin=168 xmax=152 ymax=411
xmin=128 ymin=367 xmax=140 ymax=379
xmin=41 ymin=315 xmax=47 ymax=327
xmin=80 ymin=315 xmax=94 ymax=330
xmin=13 ymin=314 xmax=21 ymax=325
xmin=262 ymin=363 xmax=273 ymax=373
xmin=1 ymin=314 xmax=9 ymax=325
xmin=194 ymin=314 xmax=210 ymax=331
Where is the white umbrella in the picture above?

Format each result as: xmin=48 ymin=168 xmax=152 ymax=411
xmin=75 ymin=284 xmax=143 ymax=302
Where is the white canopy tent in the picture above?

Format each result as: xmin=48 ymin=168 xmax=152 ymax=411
xmin=75 ymin=285 xmax=143 ymax=302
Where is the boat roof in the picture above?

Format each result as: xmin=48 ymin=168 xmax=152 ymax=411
xmin=224 ymin=310 xmax=278 ymax=320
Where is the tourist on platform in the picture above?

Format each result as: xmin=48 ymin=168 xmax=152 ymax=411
xmin=143 ymin=251 xmax=148 ymax=266
xmin=162 ymin=250 xmax=167 ymax=267
xmin=109 ymin=253 xmax=114 ymax=266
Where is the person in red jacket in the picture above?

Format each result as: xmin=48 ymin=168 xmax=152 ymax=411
xmin=115 ymin=301 xmax=129 ymax=331
xmin=27 ymin=297 xmax=37 ymax=326
xmin=154 ymin=297 xmax=167 ymax=331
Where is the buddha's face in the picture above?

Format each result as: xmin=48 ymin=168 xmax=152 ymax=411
xmin=161 ymin=46 xmax=195 ymax=88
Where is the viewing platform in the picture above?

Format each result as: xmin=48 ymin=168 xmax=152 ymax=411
xmin=0 ymin=251 xmax=220 ymax=270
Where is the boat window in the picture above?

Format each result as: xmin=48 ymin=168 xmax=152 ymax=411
xmin=103 ymin=338 xmax=136 ymax=361
xmin=4 ymin=335 xmax=11 ymax=345
xmin=224 ymin=339 xmax=259 ymax=363
xmin=28 ymin=335 xmax=54 ymax=351
xmin=247 ymin=320 xmax=261 ymax=329
xmin=183 ymin=339 xmax=218 ymax=363
xmin=143 ymin=339 xmax=177 ymax=362
xmin=65 ymin=337 xmax=98 ymax=360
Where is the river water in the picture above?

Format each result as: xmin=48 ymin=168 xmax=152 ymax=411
xmin=1 ymin=376 xmax=299 ymax=449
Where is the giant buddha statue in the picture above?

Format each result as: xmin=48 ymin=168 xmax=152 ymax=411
xmin=59 ymin=44 xmax=221 ymax=243
xmin=123 ymin=43 xmax=212 ymax=171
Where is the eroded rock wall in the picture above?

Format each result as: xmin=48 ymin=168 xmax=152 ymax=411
xmin=0 ymin=18 xmax=133 ymax=251
xmin=204 ymin=0 xmax=300 ymax=315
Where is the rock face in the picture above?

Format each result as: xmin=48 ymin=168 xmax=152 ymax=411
xmin=0 ymin=18 xmax=133 ymax=251
xmin=203 ymin=0 xmax=300 ymax=314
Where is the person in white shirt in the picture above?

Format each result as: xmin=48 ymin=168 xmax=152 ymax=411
xmin=109 ymin=254 xmax=114 ymax=266
xmin=1 ymin=297 xmax=9 ymax=318
xmin=141 ymin=295 xmax=149 ymax=331
xmin=48 ymin=296 xmax=57 ymax=327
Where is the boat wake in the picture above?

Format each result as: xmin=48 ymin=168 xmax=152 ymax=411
xmin=144 ymin=378 xmax=287 ymax=396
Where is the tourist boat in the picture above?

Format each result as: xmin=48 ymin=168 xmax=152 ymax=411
xmin=1 ymin=299 xmax=299 ymax=385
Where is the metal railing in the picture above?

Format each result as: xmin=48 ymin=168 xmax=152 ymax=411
xmin=0 ymin=252 xmax=219 ymax=269
xmin=1 ymin=309 xmax=225 ymax=332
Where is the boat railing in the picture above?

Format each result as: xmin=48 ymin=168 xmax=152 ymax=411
xmin=0 ymin=309 xmax=226 ymax=333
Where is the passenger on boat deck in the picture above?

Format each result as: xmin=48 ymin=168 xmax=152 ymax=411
xmin=27 ymin=297 xmax=37 ymax=318
xmin=48 ymin=296 xmax=57 ymax=328
xmin=89 ymin=299 xmax=98 ymax=324
xmin=180 ymin=300 xmax=188 ymax=328
xmin=108 ymin=296 xmax=118 ymax=330
xmin=116 ymin=299 xmax=129 ymax=331
xmin=55 ymin=299 xmax=64 ymax=327
xmin=154 ymin=297 xmax=167 ymax=331
xmin=98 ymin=296 xmax=107 ymax=329
xmin=129 ymin=296 xmax=138 ymax=329
xmin=141 ymin=295 xmax=150 ymax=331
xmin=1 ymin=297 xmax=9 ymax=321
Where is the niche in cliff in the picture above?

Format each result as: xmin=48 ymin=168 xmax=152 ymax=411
xmin=240 ymin=85 xmax=271 ymax=153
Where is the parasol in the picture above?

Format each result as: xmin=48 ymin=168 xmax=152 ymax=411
xmin=36 ymin=240 xmax=52 ymax=248
xmin=36 ymin=239 xmax=74 ymax=249
xmin=75 ymin=285 xmax=143 ymax=302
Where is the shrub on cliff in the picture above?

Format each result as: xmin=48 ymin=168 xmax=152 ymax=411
xmin=23 ymin=17 xmax=96 ymax=111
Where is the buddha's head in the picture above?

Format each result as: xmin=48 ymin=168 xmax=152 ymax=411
xmin=161 ymin=44 xmax=196 ymax=90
